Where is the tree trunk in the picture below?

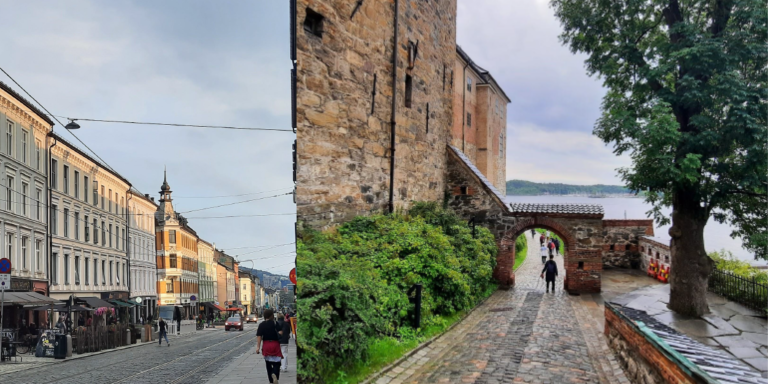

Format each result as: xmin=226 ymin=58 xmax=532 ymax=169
xmin=667 ymin=190 xmax=713 ymax=317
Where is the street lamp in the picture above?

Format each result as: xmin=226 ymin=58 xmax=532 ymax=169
xmin=65 ymin=120 xmax=80 ymax=130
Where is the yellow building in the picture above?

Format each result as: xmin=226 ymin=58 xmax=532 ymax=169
xmin=154 ymin=171 xmax=199 ymax=319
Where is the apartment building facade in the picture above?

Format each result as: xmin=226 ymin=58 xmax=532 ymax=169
xmin=48 ymin=133 xmax=132 ymax=307
xmin=155 ymin=173 xmax=200 ymax=318
xmin=127 ymin=188 xmax=158 ymax=320
xmin=0 ymin=81 xmax=53 ymax=326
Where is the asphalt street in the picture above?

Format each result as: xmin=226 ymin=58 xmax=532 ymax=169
xmin=0 ymin=324 xmax=260 ymax=384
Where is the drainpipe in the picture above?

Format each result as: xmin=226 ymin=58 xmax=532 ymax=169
xmin=388 ymin=0 xmax=399 ymax=214
xmin=126 ymin=190 xmax=132 ymax=320
xmin=46 ymin=133 xmax=56 ymax=329
xmin=461 ymin=61 xmax=469 ymax=153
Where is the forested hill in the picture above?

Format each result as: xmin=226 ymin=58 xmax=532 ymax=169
xmin=506 ymin=180 xmax=634 ymax=196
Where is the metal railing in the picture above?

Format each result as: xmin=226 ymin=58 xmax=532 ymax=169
xmin=708 ymin=268 xmax=768 ymax=314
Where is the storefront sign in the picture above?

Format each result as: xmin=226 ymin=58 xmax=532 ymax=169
xmin=163 ymin=299 xmax=175 ymax=304
xmin=9 ymin=278 xmax=32 ymax=292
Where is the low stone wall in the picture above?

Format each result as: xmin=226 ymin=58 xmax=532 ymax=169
xmin=602 ymin=220 xmax=654 ymax=269
xmin=604 ymin=304 xmax=698 ymax=384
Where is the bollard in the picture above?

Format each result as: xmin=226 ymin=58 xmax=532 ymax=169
xmin=65 ymin=335 xmax=72 ymax=357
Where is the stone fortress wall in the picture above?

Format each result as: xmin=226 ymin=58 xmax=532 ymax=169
xmin=296 ymin=0 xmax=458 ymax=229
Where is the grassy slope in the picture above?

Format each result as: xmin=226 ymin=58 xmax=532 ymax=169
xmin=514 ymin=234 xmax=527 ymax=271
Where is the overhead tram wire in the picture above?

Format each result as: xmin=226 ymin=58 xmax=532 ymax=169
xmin=0 ymin=67 xmax=118 ymax=173
xmin=179 ymin=192 xmax=293 ymax=214
xmin=173 ymin=187 xmax=294 ymax=199
xmin=47 ymin=115 xmax=294 ymax=133
xmin=233 ymin=242 xmax=294 ymax=257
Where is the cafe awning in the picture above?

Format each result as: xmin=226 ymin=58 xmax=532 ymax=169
xmin=79 ymin=296 xmax=114 ymax=308
xmin=30 ymin=304 xmax=93 ymax=312
xmin=108 ymin=299 xmax=136 ymax=307
xmin=202 ymin=302 xmax=225 ymax=311
xmin=0 ymin=291 xmax=62 ymax=306
xmin=124 ymin=299 xmax=141 ymax=306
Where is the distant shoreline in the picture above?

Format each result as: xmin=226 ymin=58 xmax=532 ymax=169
xmin=505 ymin=193 xmax=643 ymax=198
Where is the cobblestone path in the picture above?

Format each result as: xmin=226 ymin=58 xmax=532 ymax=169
xmin=376 ymin=232 xmax=630 ymax=384
xmin=0 ymin=325 xmax=259 ymax=384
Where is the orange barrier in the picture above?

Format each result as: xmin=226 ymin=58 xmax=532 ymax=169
xmin=647 ymin=261 xmax=657 ymax=278
xmin=658 ymin=265 xmax=669 ymax=283
xmin=290 ymin=317 xmax=297 ymax=336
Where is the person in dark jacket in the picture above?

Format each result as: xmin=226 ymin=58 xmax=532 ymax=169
xmin=277 ymin=314 xmax=291 ymax=372
xmin=158 ymin=318 xmax=170 ymax=346
xmin=540 ymin=254 xmax=558 ymax=293
xmin=256 ymin=309 xmax=283 ymax=384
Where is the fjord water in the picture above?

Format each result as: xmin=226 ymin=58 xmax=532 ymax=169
xmin=504 ymin=195 xmax=764 ymax=265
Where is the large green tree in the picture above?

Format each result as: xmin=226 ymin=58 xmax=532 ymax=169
xmin=551 ymin=0 xmax=767 ymax=316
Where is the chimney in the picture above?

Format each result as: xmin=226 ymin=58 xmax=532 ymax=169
xmin=151 ymin=197 xmax=155 ymax=202
xmin=145 ymin=194 xmax=150 ymax=199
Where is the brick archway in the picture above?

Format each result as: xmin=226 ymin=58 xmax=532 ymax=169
xmin=496 ymin=216 xmax=589 ymax=292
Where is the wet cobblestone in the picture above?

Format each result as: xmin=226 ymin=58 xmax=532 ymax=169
xmin=376 ymin=232 xmax=632 ymax=384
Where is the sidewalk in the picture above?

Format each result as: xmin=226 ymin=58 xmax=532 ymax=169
xmin=206 ymin=338 xmax=297 ymax=384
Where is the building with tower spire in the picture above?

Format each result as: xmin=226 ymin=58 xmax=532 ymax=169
xmin=154 ymin=170 xmax=200 ymax=319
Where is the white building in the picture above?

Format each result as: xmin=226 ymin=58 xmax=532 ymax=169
xmin=127 ymin=188 xmax=158 ymax=320
xmin=0 ymin=82 xmax=53 ymax=327
xmin=49 ymin=132 xmax=132 ymax=309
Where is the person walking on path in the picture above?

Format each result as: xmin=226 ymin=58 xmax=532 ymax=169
xmin=553 ymin=238 xmax=560 ymax=255
xmin=277 ymin=313 xmax=291 ymax=372
xmin=548 ymin=240 xmax=556 ymax=257
xmin=158 ymin=318 xmax=170 ymax=347
xmin=256 ymin=309 xmax=284 ymax=384
xmin=541 ymin=243 xmax=548 ymax=264
xmin=539 ymin=234 xmax=545 ymax=246
xmin=541 ymin=254 xmax=558 ymax=293
xmin=531 ymin=229 xmax=535 ymax=237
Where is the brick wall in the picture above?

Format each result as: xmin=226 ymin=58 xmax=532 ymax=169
xmin=605 ymin=305 xmax=696 ymax=384
xmin=602 ymin=220 xmax=654 ymax=268
xmin=296 ymin=0 xmax=457 ymax=229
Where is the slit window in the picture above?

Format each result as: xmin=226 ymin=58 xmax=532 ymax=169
xmin=578 ymin=261 xmax=584 ymax=270
xmin=466 ymin=112 xmax=472 ymax=127
xmin=460 ymin=186 xmax=468 ymax=195
xmin=404 ymin=74 xmax=413 ymax=108
xmin=467 ymin=77 xmax=472 ymax=92
xmin=303 ymin=8 xmax=324 ymax=37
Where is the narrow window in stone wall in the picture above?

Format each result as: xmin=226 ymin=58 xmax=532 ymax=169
xmin=467 ymin=77 xmax=472 ymax=92
xmin=303 ymin=8 xmax=324 ymax=38
xmin=466 ymin=113 xmax=471 ymax=127
xmin=426 ymin=103 xmax=430 ymax=133
xmin=405 ymin=74 xmax=413 ymax=108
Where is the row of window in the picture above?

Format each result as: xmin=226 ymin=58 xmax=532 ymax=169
xmin=4 ymin=175 xmax=44 ymax=220
xmin=50 ymin=159 xmax=125 ymax=215
xmin=51 ymin=252 xmax=126 ymax=287
xmin=4 ymin=120 xmax=43 ymax=171
xmin=5 ymin=233 xmax=44 ymax=272
xmin=162 ymin=279 xmax=198 ymax=294
xmin=157 ymin=253 xmax=199 ymax=272
xmin=50 ymin=205 xmax=126 ymax=250
xmin=131 ymin=269 xmax=155 ymax=293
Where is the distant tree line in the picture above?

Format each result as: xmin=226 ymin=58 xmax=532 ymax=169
xmin=505 ymin=179 xmax=635 ymax=196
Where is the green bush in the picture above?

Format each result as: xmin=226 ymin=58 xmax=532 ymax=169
xmin=709 ymin=250 xmax=768 ymax=284
xmin=297 ymin=202 xmax=498 ymax=382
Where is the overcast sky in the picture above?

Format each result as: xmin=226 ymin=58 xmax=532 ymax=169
xmin=1 ymin=0 xmax=295 ymax=275
xmin=457 ymin=0 xmax=632 ymax=185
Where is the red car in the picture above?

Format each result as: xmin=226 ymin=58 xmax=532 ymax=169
xmin=225 ymin=317 xmax=243 ymax=331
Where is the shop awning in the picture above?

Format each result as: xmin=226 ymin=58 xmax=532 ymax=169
xmin=124 ymin=299 xmax=141 ymax=306
xmin=0 ymin=291 xmax=62 ymax=306
xmin=30 ymin=304 xmax=93 ymax=312
xmin=107 ymin=299 xmax=134 ymax=307
xmin=79 ymin=296 xmax=114 ymax=308
xmin=202 ymin=302 xmax=226 ymax=311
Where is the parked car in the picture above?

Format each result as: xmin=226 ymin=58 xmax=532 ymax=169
xmin=245 ymin=314 xmax=258 ymax=323
xmin=224 ymin=317 xmax=243 ymax=331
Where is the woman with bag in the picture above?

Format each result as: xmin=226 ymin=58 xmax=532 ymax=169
xmin=256 ymin=309 xmax=284 ymax=384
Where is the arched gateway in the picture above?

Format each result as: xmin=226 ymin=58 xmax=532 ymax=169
xmin=446 ymin=146 xmax=605 ymax=293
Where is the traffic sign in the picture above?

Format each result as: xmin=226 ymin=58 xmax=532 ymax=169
xmin=289 ymin=268 xmax=296 ymax=285
xmin=0 ymin=258 xmax=10 ymax=274
xmin=0 ymin=274 xmax=9 ymax=290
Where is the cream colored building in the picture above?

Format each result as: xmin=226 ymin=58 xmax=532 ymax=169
xmin=127 ymin=188 xmax=158 ymax=320
xmin=0 ymin=82 xmax=53 ymax=326
xmin=49 ymin=132 xmax=132 ymax=306
xmin=197 ymin=239 xmax=215 ymax=311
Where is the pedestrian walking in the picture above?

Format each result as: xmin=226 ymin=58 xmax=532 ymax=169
xmin=277 ymin=313 xmax=291 ymax=372
xmin=539 ymin=234 xmax=545 ymax=245
xmin=158 ymin=318 xmax=170 ymax=347
xmin=540 ymin=244 xmax=548 ymax=264
xmin=55 ymin=317 xmax=66 ymax=333
xmin=548 ymin=240 xmax=555 ymax=257
xmin=256 ymin=309 xmax=284 ymax=384
xmin=541 ymin=254 xmax=559 ymax=293
xmin=530 ymin=229 xmax=535 ymax=237
xmin=553 ymin=238 xmax=560 ymax=255
xmin=207 ymin=312 xmax=214 ymax=328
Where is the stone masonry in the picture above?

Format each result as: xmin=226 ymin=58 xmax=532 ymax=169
xmin=296 ymin=0 xmax=457 ymax=229
xmin=602 ymin=220 xmax=655 ymax=269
